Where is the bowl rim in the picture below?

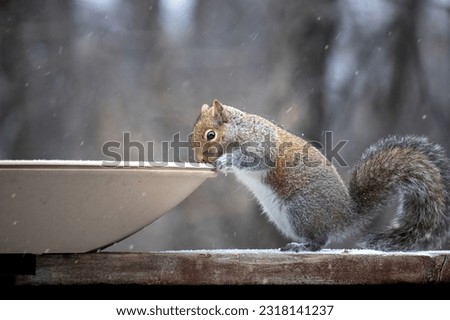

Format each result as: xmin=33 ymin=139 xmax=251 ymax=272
xmin=0 ymin=160 xmax=216 ymax=171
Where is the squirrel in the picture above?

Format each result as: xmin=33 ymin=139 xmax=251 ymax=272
xmin=192 ymin=100 xmax=450 ymax=251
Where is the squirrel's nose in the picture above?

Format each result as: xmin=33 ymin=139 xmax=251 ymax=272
xmin=194 ymin=149 xmax=204 ymax=163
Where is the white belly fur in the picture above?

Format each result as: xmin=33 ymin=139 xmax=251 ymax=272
xmin=232 ymin=168 xmax=298 ymax=240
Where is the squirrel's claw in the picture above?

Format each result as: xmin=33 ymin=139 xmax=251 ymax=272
xmin=215 ymin=154 xmax=233 ymax=174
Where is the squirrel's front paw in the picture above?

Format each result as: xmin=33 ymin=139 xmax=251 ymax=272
xmin=215 ymin=154 xmax=233 ymax=173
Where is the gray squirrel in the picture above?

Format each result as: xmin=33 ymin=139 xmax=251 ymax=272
xmin=192 ymin=100 xmax=450 ymax=251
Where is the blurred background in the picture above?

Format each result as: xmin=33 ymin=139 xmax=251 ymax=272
xmin=1 ymin=0 xmax=449 ymax=251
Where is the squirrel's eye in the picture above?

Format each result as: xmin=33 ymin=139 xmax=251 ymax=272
xmin=206 ymin=130 xmax=216 ymax=141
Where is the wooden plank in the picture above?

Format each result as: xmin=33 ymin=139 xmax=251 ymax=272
xmin=14 ymin=250 xmax=450 ymax=285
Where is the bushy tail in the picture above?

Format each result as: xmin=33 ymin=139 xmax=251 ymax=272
xmin=349 ymin=135 xmax=450 ymax=250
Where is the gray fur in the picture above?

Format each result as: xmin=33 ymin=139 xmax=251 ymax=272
xmin=193 ymin=102 xmax=450 ymax=251
xmin=349 ymin=135 xmax=450 ymax=250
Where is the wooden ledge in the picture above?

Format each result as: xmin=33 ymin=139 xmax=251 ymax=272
xmin=13 ymin=249 xmax=450 ymax=285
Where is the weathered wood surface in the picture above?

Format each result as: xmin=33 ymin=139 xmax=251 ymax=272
xmin=14 ymin=250 xmax=450 ymax=285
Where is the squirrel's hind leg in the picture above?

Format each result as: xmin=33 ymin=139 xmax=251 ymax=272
xmin=280 ymin=241 xmax=324 ymax=252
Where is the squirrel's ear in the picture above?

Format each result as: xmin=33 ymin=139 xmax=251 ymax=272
xmin=212 ymin=99 xmax=228 ymax=123
xmin=201 ymin=104 xmax=209 ymax=113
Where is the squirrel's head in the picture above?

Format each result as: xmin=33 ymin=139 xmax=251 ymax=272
xmin=192 ymin=99 xmax=229 ymax=164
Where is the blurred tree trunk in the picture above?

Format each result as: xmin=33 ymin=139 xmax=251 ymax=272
xmin=267 ymin=0 xmax=337 ymax=140
xmin=0 ymin=0 xmax=26 ymax=158
xmin=324 ymin=0 xmax=450 ymax=167
xmin=5 ymin=1 xmax=78 ymax=159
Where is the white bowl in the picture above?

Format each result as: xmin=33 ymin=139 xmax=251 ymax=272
xmin=0 ymin=160 xmax=216 ymax=254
